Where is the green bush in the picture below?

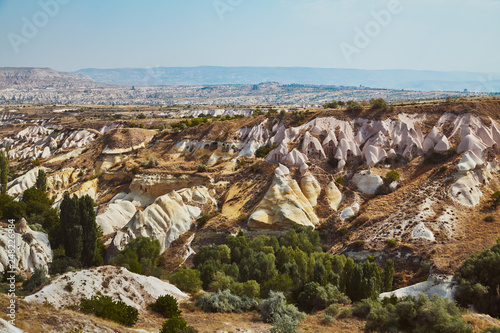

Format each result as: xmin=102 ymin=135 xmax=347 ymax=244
xmin=150 ymin=295 xmax=181 ymax=318
xmin=168 ymin=268 xmax=202 ymax=294
xmin=80 ymin=294 xmax=138 ymax=327
xmin=255 ymin=145 xmax=274 ymax=158
xmin=49 ymin=253 xmax=82 ymax=276
xmin=197 ymin=164 xmax=207 ymax=173
xmin=131 ymin=166 xmax=140 ymax=174
xmin=335 ymin=177 xmax=344 ymax=185
xmin=325 ymin=303 xmax=339 ymax=316
xmin=346 ymin=101 xmax=363 ymax=112
xmin=160 ymin=316 xmax=197 ymax=333
xmin=112 ymin=237 xmax=161 ymax=276
xmin=22 ymin=268 xmax=48 ymax=293
xmin=366 ymin=294 xmax=470 ymax=333
xmin=323 ymin=100 xmax=339 ymax=109
xmin=321 ymin=314 xmax=335 ymax=325
xmin=369 ymin=98 xmax=388 ymax=110
xmin=196 ymin=290 xmax=258 ymax=313
xmin=491 ymin=192 xmax=500 ymax=208
xmin=455 ymin=239 xmax=500 ymax=317
xmin=386 ymin=239 xmax=398 ymax=248
xmin=385 ymin=170 xmax=400 ymax=182
xmin=483 ymin=328 xmax=500 ymax=333
xmin=259 ymin=291 xmax=305 ymax=324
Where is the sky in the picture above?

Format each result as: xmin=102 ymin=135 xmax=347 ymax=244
xmin=0 ymin=0 xmax=499 ymax=73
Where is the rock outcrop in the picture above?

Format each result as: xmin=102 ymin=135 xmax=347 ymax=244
xmin=25 ymin=266 xmax=188 ymax=310
xmin=248 ymin=174 xmax=319 ymax=230
xmin=0 ymin=219 xmax=52 ymax=276
xmin=109 ymin=186 xmax=215 ymax=255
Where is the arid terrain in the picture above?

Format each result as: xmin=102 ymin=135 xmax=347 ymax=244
xmin=1 ymin=98 xmax=500 ymax=332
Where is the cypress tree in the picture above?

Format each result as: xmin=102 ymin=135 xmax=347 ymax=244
xmin=60 ymin=192 xmax=82 ymax=262
xmin=35 ymin=169 xmax=47 ymax=192
xmin=383 ymin=259 xmax=395 ymax=292
xmin=0 ymin=150 xmax=8 ymax=194
xmin=80 ymin=195 xmax=98 ymax=267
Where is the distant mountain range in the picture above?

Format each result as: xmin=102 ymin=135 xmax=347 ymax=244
xmin=0 ymin=67 xmax=104 ymax=89
xmin=76 ymin=66 xmax=500 ymax=92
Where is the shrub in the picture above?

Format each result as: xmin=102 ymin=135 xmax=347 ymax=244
xmin=131 ymin=166 xmax=140 ymax=175
xmin=455 ymin=239 xmax=500 ymax=318
xmin=325 ymin=303 xmax=339 ymax=316
xmin=386 ymin=239 xmax=398 ymax=248
xmin=168 ymin=268 xmax=202 ymax=294
xmin=491 ymin=192 xmax=500 ymax=208
xmin=338 ymin=308 xmax=351 ymax=319
xmin=484 ymin=215 xmax=495 ymax=222
xmin=150 ymin=295 xmax=181 ymax=318
xmin=346 ymin=101 xmax=363 ymax=112
xmin=112 ymin=237 xmax=161 ymax=276
xmin=385 ymin=170 xmax=400 ymax=182
xmin=22 ymin=268 xmax=48 ymax=293
xmin=159 ymin=316 xmax=197 ymax=333
xmin=80 ymin=294 xmax=138 ymax=327
xmin=369 ymin=98 xmax=388 ymax=110
xmin=197 ymin=164 xmax=207 ymax=173
xmin=483 ymin=328 xmax=500 ymax=333
xmin=323 ymin=100 xmax=338 ymax=109
xmin=147 ymin=156 xmax=159 ymax=168
xmin=49 ymin=253 xmax=81 ymax=276
xmin=255 ymin=145 xmax=273 ymax=158
xmin=196 ymin=290 xmax=258 ymax=313
xmin=366 ymin=294 xmax=470 ymax=333
xmin=335 ymin=177 xmax=344 ymax=185
xmin=22 ymin=233 xmax=34 ymax=244
xmin=321 ymin=314 xmax=335 ymax=325
xmin=259 ymin=291 xmax=305 ymax=324
xmin=327 ymin=157 xmax=339 ymax=169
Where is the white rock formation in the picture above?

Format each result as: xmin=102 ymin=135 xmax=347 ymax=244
xmin=300 ymin=172 xmax=321 ymax=206
xmin=248 ymin=175 xmax=319 ymax=230
xmin=110 ymin=186 xmax=215 ymax=253
xmin=364 ymin=145 xmax=388 ymax=167
xmin=96 ymin=200 xmax=137 ymax=236
xmin=7 ymin=167 xmax=50 ymax=196
xmin=25 ymin=266 xmax=188 ymax=310
xmin=0 ymin=319 xmax=26 ymax=333
xmin=352 ymin=171 xmax=384 ymax=195
xmin=301 ymin=132 xmax=326 ymax=160
xmin=451 ymin=171 xmax=483 ymax=207
xmin=0 ymin=219 xmax=52 ymax=276
xmin=325 ymin=181 xmax=342 ymax=211
xmin=340 ymin=202 xmax=360 ymax=220
xmin=380 ymin=276 xmax=456 ymax=301
xmin=411 ymin=222 xmax=435 ymax=241
xmin=457 ymin=151 xmax=484 ymax=171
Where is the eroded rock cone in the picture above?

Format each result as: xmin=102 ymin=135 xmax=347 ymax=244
xmin=15 ymin=218 xmax=31 ymax=234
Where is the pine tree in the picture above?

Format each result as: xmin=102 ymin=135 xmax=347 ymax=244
xmin=35 ymin=169 xmax=47 ymax=192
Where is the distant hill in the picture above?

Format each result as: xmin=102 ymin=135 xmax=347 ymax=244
xmin=76 ymin=66 xmax=500 ymax=92
xmin=0 ymin=67 xmax=104 ymax=89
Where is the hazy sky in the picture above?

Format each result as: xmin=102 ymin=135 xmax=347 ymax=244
xmin=0 ymin=0 xmax=499 ymax=73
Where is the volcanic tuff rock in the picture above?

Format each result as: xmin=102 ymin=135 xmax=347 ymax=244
xmin=25 ymin=265 xmax=187 ymax=310
xmin=0 ymin=219 xmax=52 ymax=276
xmin=248 ymin=174 xmax=319 ymax=230
xmin=108 ymin=186 xmax=216 ymax=256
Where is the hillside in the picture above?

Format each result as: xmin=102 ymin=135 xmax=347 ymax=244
xmin=77 ymin=66 xmax=500 ymax=92
xmin=0 ymin=67 xmax=102 ymax=89
xmin=1 ymin=99 xmax=500 ymax=331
